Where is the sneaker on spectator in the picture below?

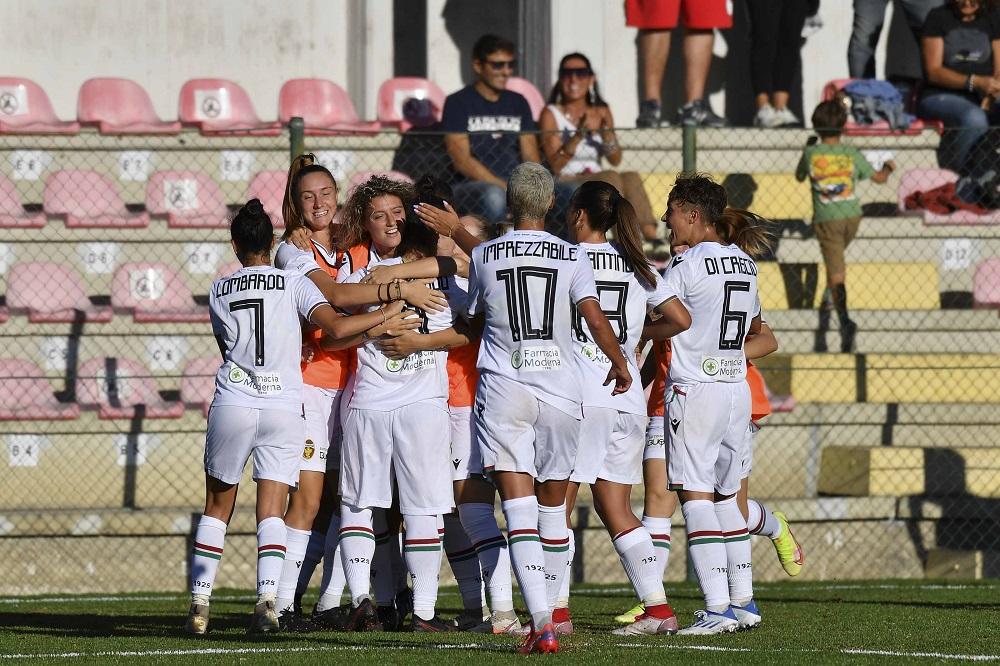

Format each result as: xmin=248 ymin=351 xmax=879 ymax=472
xmin=636 ymin=100 xmax=663 ymax=128
xmin=772 ymin=107 xmax=801 ymax=127
xmin=677 ymin=99 xmax=726 ymax=127
xmin=754 ymin=104 xmax=776 ymax=128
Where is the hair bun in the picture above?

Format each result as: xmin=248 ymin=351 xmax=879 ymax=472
xmin=245 ymin=198 xmax=265 ymax=216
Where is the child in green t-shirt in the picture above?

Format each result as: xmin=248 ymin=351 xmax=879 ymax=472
xmin=795 ymin=100 xmax=895 ymax=353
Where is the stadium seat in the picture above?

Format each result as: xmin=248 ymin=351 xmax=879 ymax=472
xmin=77 ymin=356 xmax=184 ymax=419
xmin=346 ymin=170 xmax=414 ymax=195
xmin=376 ymin=77 xmax=446 ymax=131
xmin=0 ymin=359 xmax=79 ymax=420
xmin=6 ymin=262 xmax=112 ymax=323
xmin=0 ymin=77 xmax=80 ymax=134
xmin=181 ymin=356 xmax=219 ymax=417
xmin=215 ymin=260 xmax=242 ymax=281
xmin=111 ymin=262 xmax=209 ymax=323
xmin=505 ymin=76 xmax=546 ymax=120
xmin=178 ymin=78 xmax=282 ymax=136
xmin=44 ymin=170 xmax=148 ymax=228
xmin=973 ymin=258 xmax=1000 ymax=307
xmin=247 ymin=171 xmax=288 ymax=226
xmin=0 ymin=173 xmax=45 ymax=228
xmin=821 ymin=79 xmax=940 ymax=136
xmin=77 ymin=78 xmax=182 ymax=135
xmin=146 ymin=171 xmax=228 ymax=228
xmin=897 ymin=168 xmax=1000 ymax=225
xmin=278 ymin=79 xmax=381 ymax=135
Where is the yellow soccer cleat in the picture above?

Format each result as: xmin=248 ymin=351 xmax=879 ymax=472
xmin=614 ymin=601 xmax=645 ymax=624
xmin=771 ymin=512 xmax=804 ymax=576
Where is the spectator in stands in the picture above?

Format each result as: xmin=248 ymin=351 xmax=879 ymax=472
xmin=747 ymin=0 xmax=811 ymax=127
xmin=538 ymin=53 xmax=660 ymax=242
xmin=443 ymin=33 xmax=575 ymax=233
xmin=917 ymin=0 xmax=1000 ymax=205
xmin=391 ymin=97 xmax=451 ymax=184
xmin=796 ymin=100 xmax=895 ymax=353
xmin=849 ymin=0 xmax=944 ymax=79
xmin=627 ymin=0 xmax=730 ymax=128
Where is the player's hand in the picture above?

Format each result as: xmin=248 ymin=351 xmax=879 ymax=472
xmin=369 ymin=308 xmax=421 ymax=339
xmin=400 ymin=281 xmax=447 ymax=312
xmin=287 ymin=226 xmax=313 ymax=251
xmin=414 ymin=201 xmax=461 ymax=238
xmin=603 ymin=363 xmax=632 ymax=396
xmin=377 ymin=332 xmax=425 ymax=359
xmin=301 ymin=343 xmax=315 ymax=364
xmin=362 ymin=264 xmax=402 ymax=285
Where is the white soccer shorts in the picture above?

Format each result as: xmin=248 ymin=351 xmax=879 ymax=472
xmin=204 ymin=405 xmax=304 ymax=487
xmin=449 ymin=405 xmax=484 ymax=481
xmin=643 ymin=415 xmax=666 ymax=462
xmin=474 ymin=372 xmax=581 ymax=483
xmin=340 ymin=399 xmax=455 ymax=515
xmin=666 ymin=381 xmax=751 ymax=496
xmin=301 ymin=385 xmax=344 ymax=474
xmin=570 ymin=407 xmax=646 ymax=485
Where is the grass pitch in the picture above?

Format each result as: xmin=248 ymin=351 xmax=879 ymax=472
xmin=1 ymin=580 xmax=997 ymax=664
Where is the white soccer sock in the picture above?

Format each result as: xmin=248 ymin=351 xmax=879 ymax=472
xmin=295 ymin=527 xmax=325 ymax=606
xmin=747 ymin=498 xmax=782 ymax=540
xmin=613 ymin=525 xmax=667 ymax=607
xmin=404 ymin=514 xmax=444 ymax=621
xmin=256 ymin=516 xmax=287 ymax=599
xmin=459 ymin=502 xmax=514 ymax=613
xmin=190 ymin=515 xmax=227 ymax=602
xmin=501 ymin=495 xmax=550 ymax=629
xmin=681 ymin=499 xmax=730 ymax=611
xmin=444 ymin=512 xmax=485 ymax=612
xmin=642 ymin=515 xmax=672 ymax=581
xmin=276 ymin=526 xmax=310 ymax=614
xmin=371 ymin=509 xmax=396 ymax=607
xmin=316 ymin=512 xmax=346 ymax=611
xmin=338 ymin=504 xmax=375 ymax=606
xmin=537 ymin=502 xmax=569 ymax=612
xmin=716 ymin=496 xmax=753 ymax=606
xmin=556 ymin=530 xmax=575 ymax=609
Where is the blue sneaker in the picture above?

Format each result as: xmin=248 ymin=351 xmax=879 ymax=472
xmin=677 ymin=607 xmax=739 ymax=635
xmin=731 ymin=599 xmax=762 ymax=630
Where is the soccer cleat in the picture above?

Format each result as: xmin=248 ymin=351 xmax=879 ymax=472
xmin=636 ymin=100 xmax=663 ymax=128
xmin=676 ymin=608 xmax=739 ymax=635
xmin=677 ymin=99 xmax=726 ymax=128
xmin=410 ymin=614 xmax=455 ymax=632
xmin=488 ymin=609 xmax=525 ymax=635
xmin=278 ymin=608 xmax=318 ymax=633
xmin=517 ymin=622 xmax=559 ymax=655
xmin=378 ymin=605 xmax=403 ymax=632
xmin=614 ymin=601 xmax=645 ymax=624
xmin=731 ymin=600 xmax=762 ymax=630
xmin=771 ymin=511 xmax=805 ymax=576
xmin=552 ymin=607 xmax=573 ymax=636
xmin=612 ymin=612 xmax=679 ymax=636
xmin=311 ymin=604 xmax=349 ymax=631
xmin=248 ymin=598 xmax=280 ymax=634
xmin=394 ymin=588 xmax=414 ymax=621
xmin=344 ymin=597 xmax=383 ymax=632
xmin=452 ymin=609 xmax=491 ymax=633
xmin=184 ymin=603 xmax=209 ymax=635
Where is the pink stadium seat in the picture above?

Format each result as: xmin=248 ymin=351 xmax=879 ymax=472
xmin=77 ymin=356 xmax=184 ymax=419
xmin=822 ymin=79 xmax=940 ymax=136
xmin=376 ymin=77 xmax=446 ymax=131
xmin=214 ymin=260 xmax=243 ymax=281
xmin=0 ymin=359 xmax=79 ymax=420
xmin=77 ymin=78 xmax=181 ymax=135
xmin=0 ymin=77 xmax=80 ymax=134
xmin=178 ymin=79 xmax=281 ymax=136
xmin=973 ymin=258 xmax=1000 ymax=307
xmin=182 ymin=356 xmax=220 ymax=417
xmin=146 ymin=171 xmax=228 ymax=228
xmin=6 ymin=262 xmax=112 ymax=323
xmin=346 ymin=170 xmax=414 ymax=195
xmin=0 ymin=173 xmax=44 ymax=228
xmin=897 ymin=168 xmax=1000 ymax=225
xmin=111 ymin=262 xmax=209 ymax=323
xmin=44 ymin=170 xmax=148 ymax=228
xmin=279 ymin=79 xmax=381 ymax=135
xmin=247 ymin=171 xmax=288 ymax=227
xmin=506 ymin=77 xmax=546 ymax=120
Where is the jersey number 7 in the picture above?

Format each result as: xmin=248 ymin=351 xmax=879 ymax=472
xmin=230 ymin=298 xmax=265 ymax=365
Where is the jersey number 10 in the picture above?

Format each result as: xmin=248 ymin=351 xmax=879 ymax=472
xmin=496 ymin=267 xmax=558 ymax=342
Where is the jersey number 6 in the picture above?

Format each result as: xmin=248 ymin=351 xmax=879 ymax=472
xmin=719 ymin=281 xmax=750 ymax=350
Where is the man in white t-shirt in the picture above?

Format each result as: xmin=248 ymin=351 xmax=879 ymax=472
xmin=466 ymin=162 xmax=632 ymax=654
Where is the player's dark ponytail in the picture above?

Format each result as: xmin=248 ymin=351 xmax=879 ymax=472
xmin=232 ymin=198 xmax=274 ymax=262
xmin=282 ymin=153 xmax=338 ymax=236
xmin=570 ymin=180 xmax=656 ymax=289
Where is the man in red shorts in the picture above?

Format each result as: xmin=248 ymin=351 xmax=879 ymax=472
xmin=626 ymin=0 xmax=731 ymax=128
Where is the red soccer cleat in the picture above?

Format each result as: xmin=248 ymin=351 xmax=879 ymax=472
xmin=517 ymin=622 xmax=559 ymax=655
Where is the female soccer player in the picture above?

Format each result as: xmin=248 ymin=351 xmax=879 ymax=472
xmin=555 ymin=181 xmax=690 ymax=637
xmin=184 ymin=199 xmax=406 ymax=635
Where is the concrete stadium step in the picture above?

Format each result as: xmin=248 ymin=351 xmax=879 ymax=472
xmin=767 ymin=401 xmax=1000 ymax=425
xmin=773 ymin=236 xmax=1000 ymax=265
xmin=765 ymin=309 xmax=1000 ymax=331
xmin=774 ymin=328 xmax=1000 ymax=354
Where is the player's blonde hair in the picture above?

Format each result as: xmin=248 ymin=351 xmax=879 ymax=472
xmin=507 ymin=162 xmax=554 ymax=223
xmin=338 ymin=175 xmax=415 ymax=251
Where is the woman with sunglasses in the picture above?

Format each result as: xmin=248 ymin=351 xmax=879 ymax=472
xmin=539 ymin=53 xmax=660 ymax=244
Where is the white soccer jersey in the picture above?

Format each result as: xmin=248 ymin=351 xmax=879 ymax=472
xmin=468 ymin=229 xmax=598 ymax=417
xmin=344 ymin=257 xmax=466 ymax=411
xmin=209 ymin=266 xmax=328 ymax=412
xmin=335 ymin=244 xmax=382 ymax=283
xmin=573 ymin=242 xmax=676 ymax=414
xmin=274 ymin=239 xmax=323 ymax=276
xmin=662 ymin=242 xmax=761 ymax=385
